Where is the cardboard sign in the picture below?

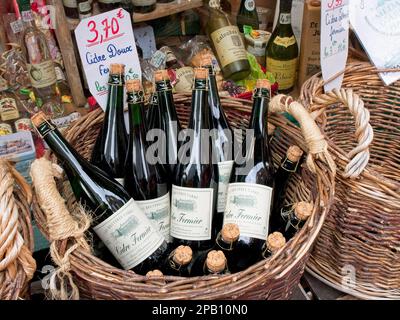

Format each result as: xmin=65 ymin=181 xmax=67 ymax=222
xmin=75 ymin=9 xmax=141 ymax=110
xmin=350 ymin=0 xmax=400 ymax=85
xmin=320 ymin=0 xmax=349 ymax=92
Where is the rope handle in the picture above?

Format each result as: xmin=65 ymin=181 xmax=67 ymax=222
xmin=308 ymin=88 xmax=374 ymax=179
xmin=269 ymin=94 xmax=336 ymax=176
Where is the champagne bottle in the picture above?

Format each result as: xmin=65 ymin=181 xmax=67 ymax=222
xmin=163 ymin=245 xmax=193 ymax=277
xmin=204 ymin=250 xmax=229 ymax=275
xmin=265 ymin=0 xmax=299 ymax=93
xmin=214 ymin=223 xmax=240 ymax=272
xmin=31 ymin=112 xmax=169 ymax=274
xmin=206 ymin=0 xmax=250 ymax=81
xmin=78 ymin=0 xmax=93 ymax=20
xmin=132 ymin=0 xmax=156 ymax=13
xmin=146 ymin=92 xmax=158 ymax=130
xmin=276 ymin=202 xmax=313 ymax=240
xmin=270 ymin=145 xmax=303 ymax=232
xmin=223 ymin=79 xmax=275 ymax=271
xmin=261 ymin=232 xmax=286 ymax=259
xmin=236 ymin=0 xmax=260 ymax=33
xmin=63 ymin=0 xmax=79 ymax=19
xmin=124 ymin=80 xmax=171 ymax=243
xmin=91 ymin=64 xmax=128 ymax=185
xmin=171 ymin=68 xmax=219 ymax=251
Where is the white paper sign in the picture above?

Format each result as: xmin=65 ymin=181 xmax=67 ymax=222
xmin=350 ymin=0 xmax=400 ymax=85
xmin=134 ymin=24 xmax=157 ymax=60
xmin=320 ymin=0 xmax=349 ymax=92
xmin=273 ymin=0 xmax=305 ymax=46
xmin=75 ymin=9 xmax=142 ymax=110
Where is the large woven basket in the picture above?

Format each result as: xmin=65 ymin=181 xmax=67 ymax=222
xmin=0 ymin=160 xmax=36 ymax=300
xmin=300 ymin=62 xmax=400 ymax=300
xmin=31 ymin=93 xmax=335 ymax=300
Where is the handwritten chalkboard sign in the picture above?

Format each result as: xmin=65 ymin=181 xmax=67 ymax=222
xmin=75 ymin=9 xmax=142 ymax=110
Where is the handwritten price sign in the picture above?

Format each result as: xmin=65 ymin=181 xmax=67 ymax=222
xmin=320 ymin=0 xmax=349 ymax=92
xmin=75 ymin=9 xmax=141 ymax=110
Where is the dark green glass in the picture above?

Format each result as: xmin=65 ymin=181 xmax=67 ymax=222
xmin=98 ymin=0 xmax=121 ymax=12
xmin=236 ymin=0 xmax=259 ymax=33
xmin=133 ymin=0 xmax=156 ymax=13
xmin=146 ymin=92 xmax=158 ymax=130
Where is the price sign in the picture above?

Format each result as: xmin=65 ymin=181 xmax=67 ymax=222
xmin=75 ymin=9 xmax=141 ymax=110
xmin=350 ymin=0 xmax=400 ymax=85
xmin=320 ymin=0 xmax=349 ymax=92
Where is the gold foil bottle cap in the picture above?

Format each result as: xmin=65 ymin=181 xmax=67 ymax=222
xmin=146 ymin=269 xmax=164 ymax=277
xmin=194 ymin=67 xmax=208 ymax=80
xmin=287 ymin=145 xmax=304 ymax=162
xmin=256 ymin=79 xmax=271 ymax=89
xmin=173 ymin=245 xmax=193 ymax=266
xmin=221 ymin=223 xmax=240 ymax=243
xmin=266 ymin=232 xmax=286 ymax=253
xmin=154 ymin=69 xmax=170 ymax=82
xmin=206 ymin=250 xmax=227 ymax=273
xmin=31 ymin=111 xmax=49 ymax=128
xmin=126 ymin=79 xmax=142 ymax=93
xmin=110 ymin=63 xmax=125 ymax=75
xmin=294 ymin=202 xmax=313 ymax=221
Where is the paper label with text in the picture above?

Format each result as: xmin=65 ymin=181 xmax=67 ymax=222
xmin=217 ymin=160 xmax=234 ymax=213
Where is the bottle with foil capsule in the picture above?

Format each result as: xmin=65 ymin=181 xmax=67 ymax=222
xmin=63 ymin=0 xmax=79 ymax=19
xmin=236 ymin=0 xmax=260 ymax=33
xmin=261 ymin=232 xmax=286 ymax=259
xmin=31 ymin=112 xmax=169 ymax=274
xmin=204 ymin=250 xmax=229 ymax=275
xmin=163 ymin=245 xmax=193 ymax=277
xmin=276 ymin=202 xmax=313 ymax=240
xmin=77 ymin=0 xmax=93 ymax=20
xmin=124 ymin=80 xmax=171 ymax=243
xmin=223 ymin=79 xmax=275 ymax=272
xmin=91 ymin=64 xmax=128 ymax=186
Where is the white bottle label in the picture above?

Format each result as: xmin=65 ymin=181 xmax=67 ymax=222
xmin=79 ymin=1 xmax=91 ymax=11
xmin=279 ymin=13 xmax=291 ymax=25
xmin=27 ymin=61 xmax=57 ymax=89
xmin=217 ymin=160 xmax=234 ymax=213
xmin=93 ymin=199 xmax=165 ymax=270
xmin=171 ymin=185 xmax=213 ymax=241
xmin=63 ymin=0 xmax=78 ymax=8
xmin=223 ymin=183 xmax=273 ymax=240
xmin=137 ymin=193 xmax=171 ymax=243
xmin=245 ymin=0 xmax=256 ymax=11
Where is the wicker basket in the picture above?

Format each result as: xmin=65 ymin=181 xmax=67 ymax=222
xmin=300 ymin=62 xmax=400 ymax=300
xmin=31 ymin=93 xmax=335 ymax=300
xmin=0 ymin=160 xmax=36 ymax=300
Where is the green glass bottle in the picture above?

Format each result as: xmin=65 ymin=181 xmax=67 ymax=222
xmin=236 ymin=0 xmax=260 ymax=33
xmin=124 ymin=80 xmax=171 ymax=243
xmin=91 ymin=64 xmax=127 ymax=186
xmin=223 ymin=79 xmax=275 ymax=272
xmin=206 ymin=0 xmax=250 ymax=81
xmin=31 ymin=112 xmax=169 ymax=274
xmin=265 ymin=0 xmax=298 ymax=93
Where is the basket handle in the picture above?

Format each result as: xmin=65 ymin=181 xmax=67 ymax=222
xmin=309 ymin=89 xmax=374 ymax=179
xmin=270 ymin=95 xmax=336 ymax=176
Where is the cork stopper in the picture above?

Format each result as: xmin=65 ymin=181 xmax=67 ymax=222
xmin=31 ymin=111 xmax=49 ymax=128
xmin=206 ymin=250 xmax=226 ymax=273
xmin=126 ymin=79 xmax=142 ymax=93
xmin=266 ymin=232 xmax=286 ymax=253
xmin=267 ymin=122 xmax=276 ymax=136
xmin=173 ymin=245 xmax=193 ymax=266
xmin=154 ymin=69 xmax=170 ymax=82
xmin=294 ymin=202 xmax=313 ymax=221
xmin=221 ymin=223 xmax=240 ymax=243
xmin=110 ymin=63 xmax=125 ymax=75
xmin=146 ymin=269 xmax=164 ymax=277
xmin=287 ymin=145 xmax=304 ymax=162
xmin=194 ymin=68 xmax=208 ymax=80
xmin=256 ymin=79 xmax=271 ymax=89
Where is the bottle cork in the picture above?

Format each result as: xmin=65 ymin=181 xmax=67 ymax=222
xmin=256 ymin=79 xmax=271 ymax=89
xmin=154 ymin=70 xmax=170 ymax=82
xmin=110 ymin=63 xmax=125 ymax=75
xmin=221 ymin=223 xmax=240 ymax=243
xmin=294 ymin=201 xmax=313 ymax=221
xmin=206 ymin=250 xmax=226 ymax=273
xmin=126 ymin=79 xmax=142 ymax=93
xmin=146 ymin=269 xmax=164 ymax=278
xmin=266 ymin=232 xmax=286 ymax=253
xmin=173 ymin=245 xmax=193 ymax=266
xmin=31 ymin=111 xmax=49 ymax=128
xmin=200 ymin=53 xmax=213 ymax=67
xmin=287 ymin=145 xmax=304 ymax=162
xmin=194 ymin=67 xmax=208 ymax=80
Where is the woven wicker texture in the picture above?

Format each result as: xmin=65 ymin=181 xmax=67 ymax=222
xmin=32 ymin=93 xmax=335 ymax=300
xmin=300 ymin=62 xmax=400 ymax=300
xmin=0 ymin=160 xmax=36 ymax=300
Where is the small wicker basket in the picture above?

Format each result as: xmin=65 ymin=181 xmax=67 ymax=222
xmin=31 ymin=93 xmax=335 ymax=300
xmin=300 ymin=62 xmax=400 ymax=300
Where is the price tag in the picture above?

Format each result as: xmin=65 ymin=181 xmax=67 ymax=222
xmin=320 ymin=0 xmax=349 ymax=92
xmin=10 ymin=20 xmax=24 ymax=34
xmin=350 ymin=0 xmax=400 ymax=85
xmin=75 ymin=9 xmax=141 ymax=110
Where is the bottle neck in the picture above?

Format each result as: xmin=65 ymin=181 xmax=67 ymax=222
xmin=278 ymin=0 xmax=292 ymax=25
xmin=216 ymin=233 xmax=236 ymax=251
xmin=127 ymin=92 xmax=146 ymax=139
xmin=206 ymin=66 xmax=222 ymax=121
xmin=189 ymin=78 xmax=210 ymax=132
xmin=105 ymin=73 xmax=125 ymax=121
xmin=156 ymin=80 xmax=174 ymax=114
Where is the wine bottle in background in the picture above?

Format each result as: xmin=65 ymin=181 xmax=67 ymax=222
xmin=236 ymin=0 xmax=260 ymax=33
xmin=261 ymin=232 xmax=286 ymax=259
xmin=31 ymin=112 xmax=169 ymax=274
xmin=265 ymin=0 xmax=299 ymax=93
xmin=98 ymin=0 xmax=121 ymax=12
xmin=206 ymin=0 xmax=250 ymax=81
xmin=91 ymin=64 xmax=128 ymax=185
xmin=153 ymin=70 xmax=182 ymax=178
xmin=63 ymin=0 xmax=79 ymax=19
xmin=203 ymin=250 xmax=229 ymax=275
xmin=163 ymin=245 xmax=193 ymax=277
xmin=223 ymin=79 xmax=275 ymax=272
xmin=171 ymin=68 xmax=219 ymax=251
xmin=269 ymin=145 xmax=303 ymax=232
xmin=275 ymin=202 xmax=313 ymax=240
xmin=132 ymin=0 xmax=157 ymax=13
xmin=124 ymin=80 xmax=171 ymax=243
xmin=120 ymin=0 xmax=134 ymax=14
xmin=78 ymin=0 xmax=93 ymax=20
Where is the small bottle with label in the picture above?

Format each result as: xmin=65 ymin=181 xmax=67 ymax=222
xmin=163 ymin=245 xmax=193 ymax=277
xmin=63 ymin=0 xmax=79 ymax=19
xmin=236 ymin=0 xmax=260 ymax=33
xmin=261 ymin=232 xmax=286 ymax=259
xmin=78 ymin=0 xmax=93 ymax=20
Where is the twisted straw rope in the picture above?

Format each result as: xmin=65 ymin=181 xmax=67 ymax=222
xmin=30 ymin=157 xmax=91 ymax=300
xmin=0 ymin=160 xmax=36 ymax=296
